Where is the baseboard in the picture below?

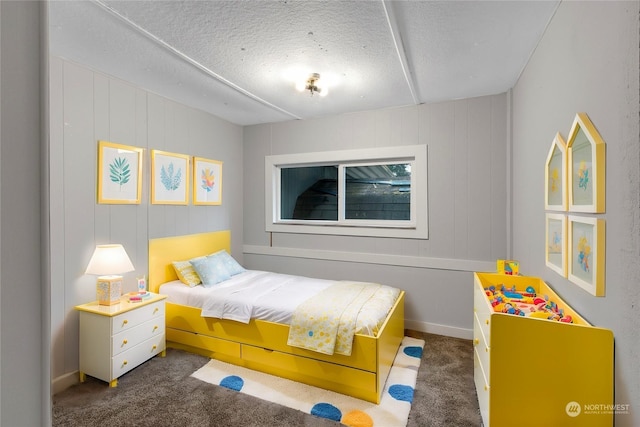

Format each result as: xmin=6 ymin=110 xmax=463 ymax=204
xmin=52 ymin=371 xmax=79 ymax=395
xmin=405 ymin=320 xmax=473 ymax=340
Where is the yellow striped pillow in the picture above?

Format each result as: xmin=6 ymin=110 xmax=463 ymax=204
xmin=172 ymin=258 xmax=204 ymax=287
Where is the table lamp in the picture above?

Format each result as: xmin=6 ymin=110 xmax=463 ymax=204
xmin=85 ymin=244 xmax=135 ymax=305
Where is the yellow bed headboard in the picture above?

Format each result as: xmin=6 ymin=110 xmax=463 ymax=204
xmin=148 ymin=230 xmax=231 ymax=293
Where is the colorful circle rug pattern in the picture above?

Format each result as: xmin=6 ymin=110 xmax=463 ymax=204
xmin=192 ymin=336 xmax=425 ymax=427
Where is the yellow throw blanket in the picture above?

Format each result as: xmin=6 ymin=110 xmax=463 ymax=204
xmin=287 ymin=281 xmax=381 ymax=356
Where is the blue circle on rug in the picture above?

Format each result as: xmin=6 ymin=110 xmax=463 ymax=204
xmin=220 ymin=375 xmax=244 ymax=391
xmin=389 ymin=384 xmax=414 ymax=403
xmin=311 ymin=403 xmax=342 ymax=422
xmin=404 ymin=346 xmax=423 ymax=358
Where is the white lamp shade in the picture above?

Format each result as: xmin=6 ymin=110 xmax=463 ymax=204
xmin=85 ymin=244 xmax=135 ymax=276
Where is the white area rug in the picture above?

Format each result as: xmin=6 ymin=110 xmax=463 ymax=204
xmin=191 ymin=336 xmax=425 ymax=427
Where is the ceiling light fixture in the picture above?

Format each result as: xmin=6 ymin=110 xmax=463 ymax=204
xmin=296 ymin=73 xmax=328 ymax=97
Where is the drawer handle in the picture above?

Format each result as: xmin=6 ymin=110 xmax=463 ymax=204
xmin=122 ymin=339 xmax=128 ymax=346
xmin=485 ymin=319 xmax=489 ymax=325
xmin=122 ymin=319 xmax=128 ymax=326
xmin=153 ymin=308 xmax=159 ymax=314
xmin=152 ymin=345 xmax=157 ymax=350
xmin=473 ymin=339 xmax=479 ymax=346
xmin=122 ymin=360 xmax=128 ymax=366
xmin=153 ymin=325 xmax=158 ymax=331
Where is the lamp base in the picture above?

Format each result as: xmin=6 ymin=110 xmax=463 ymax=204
xmin=96 ymin=275 xmax=122 ymax=306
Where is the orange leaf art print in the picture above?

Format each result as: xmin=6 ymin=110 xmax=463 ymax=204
xmin=201 ymin=168 xmax=215 ymax=192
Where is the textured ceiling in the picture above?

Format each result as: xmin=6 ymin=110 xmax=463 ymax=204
xmin=49 ymin=0 xmax=559 ymax=126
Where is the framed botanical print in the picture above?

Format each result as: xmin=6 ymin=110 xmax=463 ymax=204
xmin=97 ymin=140 xmax=143 ymax=204
xmin=151 ymin=150 xmax=190 ymax=205
xmin=545 ymin=213 xmax=567 ymax=277
xmin=568 ymin=215 xmax=605 ymax=296
xmin=545 ymin=133 xmax=567 ymax=211
xmin=567 ymin=113 xmax=606 ymax=213
xmin=193 ymin=157 xmax=223 ymax=205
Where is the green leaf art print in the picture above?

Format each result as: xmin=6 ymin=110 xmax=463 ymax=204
xmin=160 ymin=162 xmax=183 ymax=191
xmin=109 ymin=157 xmax=131 ymax=189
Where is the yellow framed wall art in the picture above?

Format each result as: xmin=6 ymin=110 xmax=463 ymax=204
xmin=567 ymin=113 xmax=606 ymax=213
xmin=544 ymin=133 xmax=567 ymax=211
xmin=193 ymin=157 xmax=223 ymax=206
xmin=151 ymin=150 xmax=190 ymax=205
xmin=97 ymin=140 xmax=143 ymax=204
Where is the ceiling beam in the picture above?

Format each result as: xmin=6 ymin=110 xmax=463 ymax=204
xmin=92 ymin=0 xmax=301 ymax=120
xmin=382 ymin=0 xmax=419 ymax=105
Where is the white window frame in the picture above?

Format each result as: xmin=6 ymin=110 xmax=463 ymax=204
xmin=265 ymin=145 xmax=428 ymax=239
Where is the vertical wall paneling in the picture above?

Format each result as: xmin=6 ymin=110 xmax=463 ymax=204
xmin=62 ymin=62 xmax=96 ymax=372
xmin=466 ymin=97 xmax=493 ymax=260
xmin=453 ymin=100 xmax=469 ymax=259
xmin=93 ymin=72 xmax=111 ymax=243
xmin=489 ymin=95 xmax=508 ymax=262
xmin=426 ymin=101 xmax=456 ymax=258
xmin=50 ymin=58 xmax=243 ymax=391
xmin=243 ymin=97 xmax=508 ymax=335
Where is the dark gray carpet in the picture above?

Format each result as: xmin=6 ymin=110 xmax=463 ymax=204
xmin=53 ymin=332 xmax=482 ymax=426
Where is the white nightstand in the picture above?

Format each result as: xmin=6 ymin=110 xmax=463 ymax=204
xmin=75 ymin=293 xmax=167 ymax=387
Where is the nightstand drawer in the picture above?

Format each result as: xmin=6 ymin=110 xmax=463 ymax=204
xmin=112 ymin=300 xmax=165 ymax=334
xmin=112 ymin=317 xmax=165 ymax=356
xmin=112 ymin=334 xmax=165 ymax=379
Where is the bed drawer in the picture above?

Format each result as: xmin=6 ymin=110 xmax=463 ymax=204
xmin=242 ymin=344 xmax=377 ymax=397
xmin=167 ymin=328 xmax=241 ymax=359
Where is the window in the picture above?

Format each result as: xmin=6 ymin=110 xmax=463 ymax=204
xmin=265 ymin=145 xmax=428 ymax=239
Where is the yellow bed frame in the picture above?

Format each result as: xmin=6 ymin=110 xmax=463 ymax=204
xmin=149 ymin=230 xmax=405 ymax=403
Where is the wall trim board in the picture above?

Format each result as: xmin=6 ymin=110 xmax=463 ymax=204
xmin=52 ymin=371 xmax=78 ymax=396
xmin=243 ymin=244 xmax=495 ymax=273
xmin=405 ymin=319 xmax=473 ymax=340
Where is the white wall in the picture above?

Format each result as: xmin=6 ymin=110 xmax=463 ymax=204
xmin=511 ymin=1 xmax=639 ymax=425
xmin=0 ymin=1 xmax=48 ymax=426
xmin=243 ymin=96 xmax=507 ymax=337
xmin=49 ymin=57 xmax=244 ymax=392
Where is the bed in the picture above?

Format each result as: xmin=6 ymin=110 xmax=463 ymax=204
xmin=149 ymin=230 xmax=405 ymax=403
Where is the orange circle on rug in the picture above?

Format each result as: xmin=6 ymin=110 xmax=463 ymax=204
xmin=341 ymin=410 xmax=373 ymax=427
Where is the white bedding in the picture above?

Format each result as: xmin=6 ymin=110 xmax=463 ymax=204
xmin=159 ymin=270 xmax=400 ymax=337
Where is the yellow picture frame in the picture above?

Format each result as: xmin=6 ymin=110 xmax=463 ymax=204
xmin=567 ymin=113 xmax=606 ymax=213
xmin=568 ymin=215 xmax=605 ymax=296
xmin=545 ymin=213 xmax=567 ymax=277
xmin=97 ymin=140 xmax=143 ymax=204
xmin=151 ymin=150 xmax=190 ymax=205
xmin=193 ymin=156 xmax=223 ymax=206
xmin=544 ymin=133 xmax=567 ymax=211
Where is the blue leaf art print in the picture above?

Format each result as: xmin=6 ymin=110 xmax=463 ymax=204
xmin=160 ymin=162 xmax=183 ymax=191
xmin=109 ymin=157 xmax=131 ymax=189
